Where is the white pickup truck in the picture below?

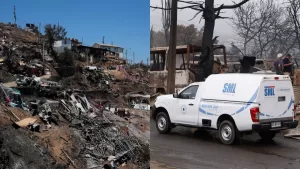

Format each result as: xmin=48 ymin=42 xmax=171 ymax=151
xmin=152 ymin=73 xmax=299 ymax=144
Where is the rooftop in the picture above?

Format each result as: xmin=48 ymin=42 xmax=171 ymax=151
xmin=77 ymin=45 xmax=108 ymax=51
xmin=93 ymin=43 xmax=122 ymax=48
xmin=150 ymin=45 xmax=202 ymax=54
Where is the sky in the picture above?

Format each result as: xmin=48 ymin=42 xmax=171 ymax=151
xmin=150 ymin=0 xmax=243 ymax=46
xmin=0 ymin=0 xmax=150 ymax=63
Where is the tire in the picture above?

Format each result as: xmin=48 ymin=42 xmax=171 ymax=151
xmin=218 ymin=120 xmax=236 ymax=145
xmin=258 ymin=131 xmax=276 ymax=141
xmin=155 ymin=112 xmax=172 ymax=134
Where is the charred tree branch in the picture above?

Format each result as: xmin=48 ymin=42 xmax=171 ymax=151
xmin=214 ymin=0 xmax=250 ymax=10
xmin=150 ymin=5 xmax=199 ymax=10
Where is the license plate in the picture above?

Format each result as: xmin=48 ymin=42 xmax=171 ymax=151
xmin=271 ymin=122 xmax=281 ymax=128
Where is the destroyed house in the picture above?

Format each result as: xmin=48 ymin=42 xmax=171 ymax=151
xmin=150 ymin=45 xmax=202 ymax=71
xmin=93 ymin=43 xmax=124 ymax=58
xmin=149 ymin=45 xmax=202 ymax=93
xmin=25 ymin=23 xmax=38 ymax=33
xmin=76 ymin=45 xmax=108 ymax=63
xmin=150 ymin=45 xmax=228 ymax=93
xmin=53 ymin=39 xmax=76 ymax=53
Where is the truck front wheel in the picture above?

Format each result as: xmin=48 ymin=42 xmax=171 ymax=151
xmin=219 ymin=120 xmax=236 ymax=145
xmin=156 ymin=112 xmax=172 ymax=134
xmin=258 ymin=131 xmax=276 ymax=141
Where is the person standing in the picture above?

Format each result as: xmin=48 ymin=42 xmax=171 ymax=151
xmin=274 ymin=53 xmax=283 ymax=75
xmin=282 ymin=53 xmax=294 ymax=76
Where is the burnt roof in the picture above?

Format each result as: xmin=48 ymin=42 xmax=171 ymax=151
xmin=150 ymin=45 xmax=202 ymax=54
xmin=77 ymin=45 xmax=108 ymax=51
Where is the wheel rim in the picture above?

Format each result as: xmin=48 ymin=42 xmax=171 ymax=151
xmin=157 ymin=116 xmax=166 ymax=131
xmin=221 ymin=125 xmax=232 ymax=141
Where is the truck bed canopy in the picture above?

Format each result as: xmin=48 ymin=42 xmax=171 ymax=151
xmin=201 ymin=73 xmax=290 ymax=103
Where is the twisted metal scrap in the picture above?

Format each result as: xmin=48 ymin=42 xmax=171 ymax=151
xmin=59 ymin=101 xmax=149 ymax=167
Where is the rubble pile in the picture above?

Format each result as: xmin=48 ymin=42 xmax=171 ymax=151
xmin=66 ymin=112 xmax=149 ymax=168
xmin=0 ymin=23 xmax=40 ymax=60
xmin=60 ymin=70 xmax=111 ymax=91
xmin=0 ymin=88 xmax=150 ymax=168
xmin=0 ymin=22 xmax=40 ymax=45
xmin=0 ymin=70 xmax=15 ymax=83
xmin=0 ymin=22 xmax=150 ymax=169
xmin=0 ymin=22 xmax=45 ymax=79
xmin=48 ymin=93 xmax=149 ymax=168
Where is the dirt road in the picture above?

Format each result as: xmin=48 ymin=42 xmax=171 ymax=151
xmin=151 ymin=119 xmax=300 ymax=169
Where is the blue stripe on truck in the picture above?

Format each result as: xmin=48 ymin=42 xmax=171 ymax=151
xmin=199 ymin=88 xmax=294 ymax=118
xmin=199 ymin=88 xmax=259 ymax=116
xmin=199 ymin=108 xmax=218 ymax=116
xmin=233 ymin=88 xmax=259 ymax=115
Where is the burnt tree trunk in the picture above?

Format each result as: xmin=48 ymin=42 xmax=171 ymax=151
xmin=196 ymin=0 xmax=215 ymax=81
xmin=164 ymin=30 xmax=169 ymax=46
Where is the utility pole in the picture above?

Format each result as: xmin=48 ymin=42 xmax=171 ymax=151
xmin=102 ymin=36 xmax=105 ymax=44
xmin=147 ymin=58 xmax=148 ymax=65
xmin=125 ymin=49 xmax=128 ymax=60
xmin=166 ymin=0 xmax=178 ymax=94
xmin=133 ymin=52 xmax=135 ymax=64
xmin=13 ymin=5 xmax=16 ymax=26
xmin=128 ymin=48 xmax=131 ymax=64
xmin=38 ymin=22 xmax=41 ymax=47
xmin=39 ymin=23 xmax=41 ymax=35
xmin=86 ymin=50 xmax=89 ymax=66
xmin=42 ymin=42 xmax=45 ymax=73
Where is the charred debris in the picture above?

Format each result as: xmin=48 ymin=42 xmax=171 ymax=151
xmin=0 ymin=22 xmax=150 ymax=169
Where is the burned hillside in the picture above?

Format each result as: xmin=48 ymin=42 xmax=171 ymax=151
xmin=0 ymin=22 xmax=150 ymax=169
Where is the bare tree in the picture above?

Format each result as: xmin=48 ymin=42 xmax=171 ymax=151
xmin=287 ymin=0 xmax=300 ymax=51
xmin=161 ymin=0 xmax=172 ymax=46
xmin=152 ymin=30 xmax=165 ymax=47
xmin=150 ymin=25 xmax=154 ymax=48
xmin=232 ymin=0 xmax=295 ymax=59
xmin=231 ymin=2 xmax=257 ymax=54
xmin=151 ymin=24 xmax=203 ymax=47
xmin=151 ymin=0 xmax=250 ymax=81
xmin=253 ymin=0 xmax=283 ymax=58
xmin=176 ymin=24 xmax=202 ymax=45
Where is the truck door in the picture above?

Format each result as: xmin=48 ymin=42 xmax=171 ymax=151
xmin=258 ymin=80 xmax=294 ymax=122
xmin=174 ymin=85 xmax=199 ymax=125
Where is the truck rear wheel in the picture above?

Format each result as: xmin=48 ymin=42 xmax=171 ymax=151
xmin=156 ymin=112 xmax=172 ymax=134
xmin=258 ymin=131 xmax=276 ymax=141
xmin=218 ymin=120 xmax=236 ymax=145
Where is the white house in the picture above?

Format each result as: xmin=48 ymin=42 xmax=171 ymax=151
xmin=93 ymin=43 xmax=124 ymax=58
xmin=53 ymin=39 xmax=74 ymax=53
